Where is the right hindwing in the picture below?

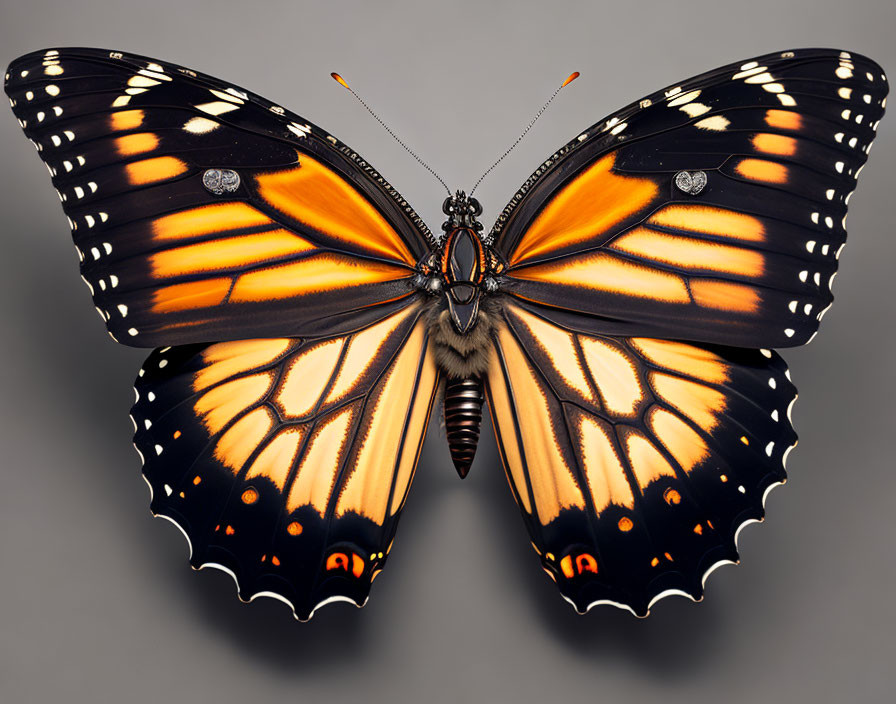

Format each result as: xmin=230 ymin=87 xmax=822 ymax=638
xmin=486 ymin=301 xmax=797 ymax=615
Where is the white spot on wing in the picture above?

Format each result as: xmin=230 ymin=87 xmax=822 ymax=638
xmin=195 ymin=101 xmax=239 ymax=116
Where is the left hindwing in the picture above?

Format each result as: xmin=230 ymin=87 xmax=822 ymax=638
xmin=486 ymin=302 xmax=796 ymax=615
xmin=492 ymin=49 xmax=887 ymax=349
xmin=132 ymin=302 xmax=439 ymax=620
xmin=5 ymin=48 xmax=434 ymax=347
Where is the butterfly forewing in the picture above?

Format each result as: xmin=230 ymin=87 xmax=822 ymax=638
xmin=132 ymin=302 xmax=439 ymax=619
xmin=492 ymin=49 xmax=887 ymax=349
xmin=5 ymin=48 xmax=434 ymax=347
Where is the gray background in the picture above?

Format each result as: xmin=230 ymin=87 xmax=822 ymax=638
xmin=1 ymin=1 xmax=894 ymax=702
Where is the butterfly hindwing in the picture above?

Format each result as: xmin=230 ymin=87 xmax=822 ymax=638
xmin=132 ymin=302 xmax=439 ymax=619
xmin=5 ymin=48 xmax=435 ymax=347
xmin=492 ymin=49 xmax=887 ymax=349
xmin=486 ymin=302 xmax=797 ymax=615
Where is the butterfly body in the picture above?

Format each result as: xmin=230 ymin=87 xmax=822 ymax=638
xmin=5 ymin=47 xmax=887 ymax=621
xmin=414 ymin=191 xmax=501 ymax=475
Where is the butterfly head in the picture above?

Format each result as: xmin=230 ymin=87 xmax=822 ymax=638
xmin=442 ymin=191 xmax=484 ymax=232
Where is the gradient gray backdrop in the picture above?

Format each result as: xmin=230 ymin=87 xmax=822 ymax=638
xmin=1 ymin=1 xmax=894 ymax=702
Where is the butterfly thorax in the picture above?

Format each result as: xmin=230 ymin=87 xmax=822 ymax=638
xmin=414 ymin=191 xmax=503 ymax=331
xmin=440 ymin=191 xmax=488 ymax=334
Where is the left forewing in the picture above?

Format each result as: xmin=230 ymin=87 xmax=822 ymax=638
xmin=5 ymin=48 xmax=431 ymax=347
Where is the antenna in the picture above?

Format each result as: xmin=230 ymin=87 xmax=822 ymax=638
xmin=469 ymin=71 xmax=580 ymax=196
xmin=331 ymin=72 xmax=451 ymax=195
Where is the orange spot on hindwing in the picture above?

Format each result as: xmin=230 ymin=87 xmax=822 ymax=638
xmin=241 ymin=488 xmax=258 ymax=504
xmin=560 ymin=552 xmax=599 ymax=578
xmin=326 ymin=552 xmax=350 ymax=572
xmin=325 ymin=550 xmax=365 ymax=578
xmin=663 ymin=487 xmax=682 ymax=505
xmin=575 ymin=553 xmax=598 ymax=575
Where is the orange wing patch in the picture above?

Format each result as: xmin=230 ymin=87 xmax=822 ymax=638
xmin=752 ymin=133 xmax=798 ymax=156
xmin=255 ymin=154 xmax=416 ymax=266
xmin=151 ymin=203 xmax=273 ymax=242
xmin=571 ymin=410 xmax=636 ymax=512
xmin=228 ymin=253 xmax=410 ymax=304
xmin=690 ymin=279 xmax=762 ymax=313
xmin=764 ymin=109 xmax=803 ymax=130
xmin=628 ymin=338 xmax=729 ymax=384
xmin=735 ymin=158 xmax=789 ymax=184
xmin=646 ymin=205 xmax=766 ymax=243
xmin=286 ymin=404 xmax=357 ymax=514
xmin=337 ymin=316 xmax=439 ymax=523
xmin=150 ymin=229 xmax=316 ymax=278
xmin=151 ymin=277 xmax=232 ymax=313
xmin=143 ymin=182 xmax=414 ymax=317
xmin=578 ymin=337 xmax=644 ymax=416
xmin=108 ymin=109 xmax=145 ymax=131
xmin=126 ymin=156 xmax=188 ymax=185
xmin=244 ymin=426 xmax=305 ymax=491
xmin=608 ymin=228 xmax=765 ymax=277
xmin=194 ymin=339 xmax=293 ymax=391
xmin=214 ymin=407 xmax=276 ymax=472
xmin=509 ymin=153 xmax=660 ymax=265
xmin=115 ymin=132 xmax=160 ymax=156
xmin=506 ymin=197 xmax=779 ymax=326
xmin=511 ymin=251 xmax=691 ymax=304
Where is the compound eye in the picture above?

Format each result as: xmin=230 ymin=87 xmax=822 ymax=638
xmin=469 ymin=197 xmax=483 ymax=216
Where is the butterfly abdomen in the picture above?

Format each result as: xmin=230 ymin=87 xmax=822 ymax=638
xmin=443 ymin=376 xmax=484 ymax=478
xmin=428 ymin=298 xmax=497 ymax=478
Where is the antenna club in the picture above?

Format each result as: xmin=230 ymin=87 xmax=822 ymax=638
xmin=561 ymin=71 xmax=580 ymax=88
xmin=331 ymin=72 xmax=350 ymax=89
xmin=332 ymin=71 xmax=451 ymax=195
xmin=470 ymin=73 xmax=578 ymax=195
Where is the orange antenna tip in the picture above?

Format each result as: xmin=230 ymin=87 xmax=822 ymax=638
xmin=561 ymin=71 xmax=580 ymax=88
xmin=331 ymin=72 xmax=350 ymax=89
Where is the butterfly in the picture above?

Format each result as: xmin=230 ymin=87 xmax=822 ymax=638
xmin=4 ymin=47 xmax=886 ymax=621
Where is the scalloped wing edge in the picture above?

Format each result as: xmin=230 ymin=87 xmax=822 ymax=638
xmin=563 ymin=474 xmax=789 ymax=618
xmin=132 ymin=416 xmax=366 ymax=622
